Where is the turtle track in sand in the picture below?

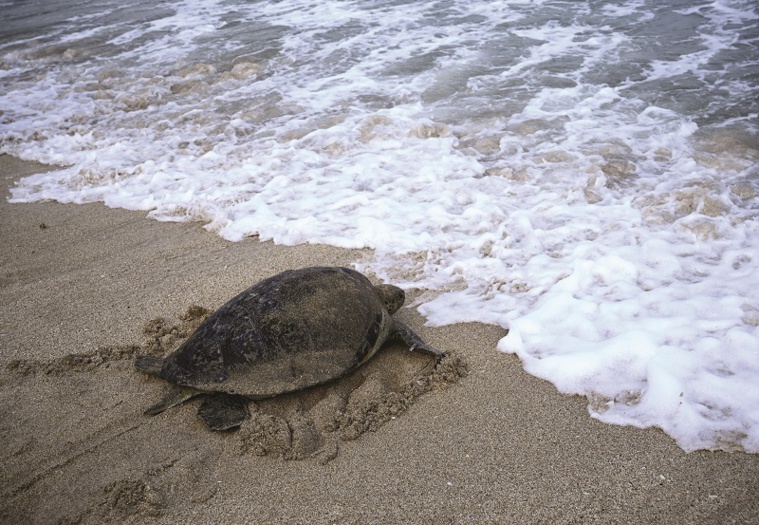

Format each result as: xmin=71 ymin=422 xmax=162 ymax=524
xmin=0 ymin=305 xmax=467 ymax=524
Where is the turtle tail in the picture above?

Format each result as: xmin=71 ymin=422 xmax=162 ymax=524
xmin=134 ymin=355 xmax=165 ymax=376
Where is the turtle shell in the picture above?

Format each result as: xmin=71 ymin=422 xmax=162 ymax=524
xmin=158 ymin=266 xmax=395 ymax=398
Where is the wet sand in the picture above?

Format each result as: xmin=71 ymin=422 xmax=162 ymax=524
xmin=1 ymin=154 xmax=758 ymax=524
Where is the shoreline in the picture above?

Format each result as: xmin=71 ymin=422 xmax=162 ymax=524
xmin=1 ymin=154 xmax=758 ymax=524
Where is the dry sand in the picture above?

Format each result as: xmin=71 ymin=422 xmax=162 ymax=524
xmin=1 ymin=154 xmax=758 ymax=525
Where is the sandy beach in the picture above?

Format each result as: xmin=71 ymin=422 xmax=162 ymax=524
xmin=1 ymin=153 xmax=758 ymax=525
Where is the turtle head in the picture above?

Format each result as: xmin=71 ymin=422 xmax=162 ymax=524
xmin=375 ymin=284 xmax=405 ymax=315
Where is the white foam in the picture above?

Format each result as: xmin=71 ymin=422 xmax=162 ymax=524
xmin=2 ymin=0 xmax=758 ymax=452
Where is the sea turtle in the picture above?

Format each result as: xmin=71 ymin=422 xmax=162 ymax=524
xmin=135 ymin=266 xmax=444 ymax=430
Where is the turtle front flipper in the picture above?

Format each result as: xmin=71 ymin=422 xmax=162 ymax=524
xmin=197 ymin=394 xmax=250 ymax=431
xmin=392 ymin=321 xmax=445 ymax=364
xmin=145 ymin=386 xmax=199 ymax=415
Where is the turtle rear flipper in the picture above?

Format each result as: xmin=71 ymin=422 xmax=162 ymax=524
xmin=392 ymin=321 xmax=445 ymax=364
xmin=197 ymin=394 xmax=250 ymax=431
xmin=145 ymin=386 xmax=199 ymax=415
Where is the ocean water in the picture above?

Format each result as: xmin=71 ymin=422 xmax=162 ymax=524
xmin=1 ymin=0 xmax=758 ymax=452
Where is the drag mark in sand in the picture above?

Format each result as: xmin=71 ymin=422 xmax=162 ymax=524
xmin=0 ymin=305 xmax=467 ymax=523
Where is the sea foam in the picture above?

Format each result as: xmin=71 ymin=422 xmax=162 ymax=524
xmin=2 ymin=0 xmax=758 ymax=452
